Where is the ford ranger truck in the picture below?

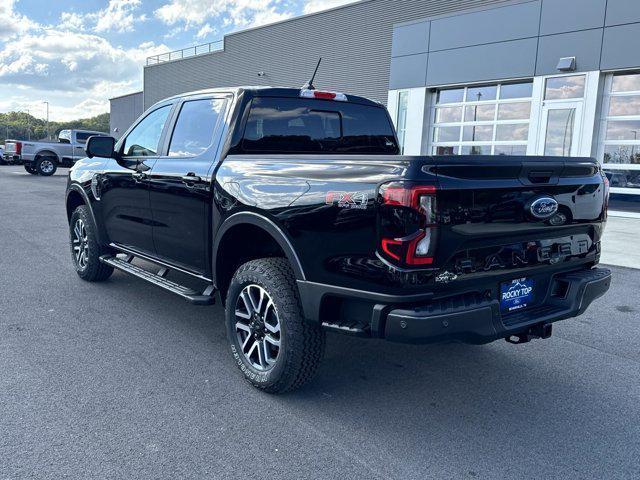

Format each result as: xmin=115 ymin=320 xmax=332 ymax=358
xmin=65 ymin=87 xmax=611 ymax=393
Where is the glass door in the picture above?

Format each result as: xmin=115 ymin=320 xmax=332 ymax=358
xmin=538 ymin=101 xmax=583 ymax=157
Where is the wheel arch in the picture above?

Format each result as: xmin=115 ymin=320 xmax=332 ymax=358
xmin=213 ymin=212 xmax=306 ymax=303
xmin=66 ymin=184 xmax=103 ymax=232
xmin=34 ymin=149 xmax=60 ymax=163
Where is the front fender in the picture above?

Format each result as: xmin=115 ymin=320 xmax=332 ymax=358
xmin=65 ymin=183 xmax=106 ymax=245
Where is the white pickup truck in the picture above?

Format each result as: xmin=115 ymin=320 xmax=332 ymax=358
xmin=4 ymin=129 xmax=106 ymax=176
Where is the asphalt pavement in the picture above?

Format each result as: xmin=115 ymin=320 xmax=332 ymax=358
xmin=0 ymin=165 xmax=638 ymax=480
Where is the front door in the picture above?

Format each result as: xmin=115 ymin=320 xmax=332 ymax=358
xmin=148 ymin=96 xmax=228 ymax=274
xmin=100 ymin=104 xmax=173 ymax=254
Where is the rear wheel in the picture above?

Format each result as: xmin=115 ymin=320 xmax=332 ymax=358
xmin=36 ymin=156 xmax=57 ymax=176
xmin=225 ymin=258 xmax=325 ymax=394
xmin=24 ymin=164 xmax=38 ymax=175
xmin=69 ymin=205 xmax=113 ymax=282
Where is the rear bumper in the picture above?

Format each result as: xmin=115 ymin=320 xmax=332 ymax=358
xmin=3 ymin=154 xmax=21 ymax=164
xmin=299 ymin=266 xmax=611 ymax=344
xmin=384 ymin=267 xmax=611 ymax=344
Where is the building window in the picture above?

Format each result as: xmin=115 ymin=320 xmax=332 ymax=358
xmin=396 ymin=90 xmax=409 ymax=154
xmin=600 ymin=72 xmax=640 ymax=194
xmin=431 ymin=81 xmax=532 ymax=156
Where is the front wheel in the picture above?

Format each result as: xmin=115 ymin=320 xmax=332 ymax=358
xmin=69 ymin=205 xmax=113 ymax=282
xmin=36 ymin=156 xmax=57 ymax=176
xmin=225 ymin=258 xmax=325 ymax=394
xmin=24 ymin=164 xmax=38 ymax=175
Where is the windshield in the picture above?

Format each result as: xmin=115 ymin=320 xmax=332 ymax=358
xmin=240 ymin=97 xmax=399 ymax=155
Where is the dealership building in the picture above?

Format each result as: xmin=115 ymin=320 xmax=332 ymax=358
xmin=111 ymin=0 xmax=640 ymax=216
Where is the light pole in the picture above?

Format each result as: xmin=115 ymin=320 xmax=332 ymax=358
xmin=43 ymin=101 xmax=49 ymax=139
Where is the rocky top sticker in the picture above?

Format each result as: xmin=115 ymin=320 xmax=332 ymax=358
xmin=500 ymin=277 xmax=535 ymax=312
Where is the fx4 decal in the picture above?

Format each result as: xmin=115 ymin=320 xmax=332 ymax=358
xmin=325 ymin=191 xmax=369 ymax=210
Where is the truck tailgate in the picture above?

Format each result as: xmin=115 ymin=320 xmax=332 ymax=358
xmin=4 ymin=141 xmax=18 ymax=155
xmin=424 ymin=155 xmax=605 ymax=279
xmin=378 ymin=155 xmax=607 ymax=286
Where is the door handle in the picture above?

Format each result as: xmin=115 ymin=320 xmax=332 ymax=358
xmin=132 ymin=171 xmax=147 ymax=182
xmin=181 ymin=174 xmax=202 ymax=184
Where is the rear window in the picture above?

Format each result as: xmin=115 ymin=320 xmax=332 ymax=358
xmin=240 ymin=97 xmax=399 ymax=154
xmin=75 ymin=132 xmax=97 ymax=144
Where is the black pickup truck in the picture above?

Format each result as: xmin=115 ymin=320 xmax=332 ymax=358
xmin=65 ymin=86 xmax=611 ymax=393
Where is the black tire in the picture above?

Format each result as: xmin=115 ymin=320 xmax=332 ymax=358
xmin=35 ymin=156 xmax=57 ymax=176
xmin=69 ymin=205 xmax=113 ymax=282
xmin=24 ymin=164 xmax=38 ymax=175
xmin=225 ymin=258 xmax=325 ymax=394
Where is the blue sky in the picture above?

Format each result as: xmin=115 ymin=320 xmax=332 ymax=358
xmin=0 ymin=0 xmax=357 ymax=121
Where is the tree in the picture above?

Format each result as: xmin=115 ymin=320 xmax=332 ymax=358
xmin=0 ymin=112 xmax=109 ymax=144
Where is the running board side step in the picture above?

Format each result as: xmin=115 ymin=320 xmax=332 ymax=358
xmin=99 ymin=255 xmax=216 ymax=305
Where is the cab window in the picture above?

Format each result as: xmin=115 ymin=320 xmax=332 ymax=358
xmin=240 ymin=97 xmax=399 ymax=154
xmin=122 ymin=105 xmax=171 ymax=157
xmin=168 ymin=98 xmax=226 ymax=157
xmin=75 ymin=132 xmax=95 ymax=144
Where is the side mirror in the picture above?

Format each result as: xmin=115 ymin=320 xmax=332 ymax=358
xmin=86 ymin=135 xmax=116 ymax=159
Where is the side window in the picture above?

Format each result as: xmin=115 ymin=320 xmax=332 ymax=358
xmin=122 ymin=105 xmax=171 ymax=157
xmin=168 ymin=98 xmax=226 ymax=157
xmin=75 ymin=132 xmax=92 ymax=144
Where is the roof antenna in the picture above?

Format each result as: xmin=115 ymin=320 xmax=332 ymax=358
xmin=303 ymin=58 xmax=322 ymax=90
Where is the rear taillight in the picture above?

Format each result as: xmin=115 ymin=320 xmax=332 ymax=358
xmin=300 ymin=89 xmax=348 ymax=102
xmin=15 ymin=142 xmax=22 ymax=155
xmin=378 ymin=182 xmax=438 ymax=267
xmin=603 ymin=173 xmax=610 ymax=221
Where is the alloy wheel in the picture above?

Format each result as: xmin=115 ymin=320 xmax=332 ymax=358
xmin=72 ymin=219 xmax=89 ymax=269
xmin=234 ymin=284 xmax=281 ymax=371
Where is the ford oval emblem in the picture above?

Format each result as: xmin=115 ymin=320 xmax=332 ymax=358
xmin=529 ymin=197 xmax=559 ymax=219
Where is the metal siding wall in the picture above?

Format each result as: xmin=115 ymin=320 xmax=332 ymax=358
xmin=539 ymin=0 xmax=606 ymax=35
xmin=143 ymin=0 xmax=512 ymax=109
xmin=601 ymin=23 xmax=640 ymax=71
xmin=109 ymin=92 xmax=143 ymax=139
xmin=535 ymin=29 xmax=603 ymax=75
xmin=428 ymin=0 xmax=540 ymax=51
xmin=391 ymin=0 xmax=640 ymax=90
xmin=606 ymin=0 xmax=640 ymax=26
xmin=426 ymin=38 xmax=538 ymax=85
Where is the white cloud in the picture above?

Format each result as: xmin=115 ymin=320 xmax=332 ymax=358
xmin=303 ymin=0 xmax=359 ymax=14
xmin=94 ymin=0 xmax=147 ymax=33
xmin=56 ymin=0 xmax=147 ymax=34
xmin=195 ymin=23 xmax=215 ymax=40
xmin=59 ymin=12 xmax=86 ymax=32
xmin=155 ymin=0 xmax=293 ymax=30
xmin=0 ymin=0 xmax=38 ymax=40
xmin=0 ymin=27 xmax=166 ymax=120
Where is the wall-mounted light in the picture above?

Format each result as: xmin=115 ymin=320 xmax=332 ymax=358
xmin=557 ymin=57 xmax=576 ymax=72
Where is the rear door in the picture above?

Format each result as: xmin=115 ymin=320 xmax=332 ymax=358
xmin=148 ymin=94 xmax=230 ymax=274
xmin=100 ymin=104 xmax=173 ymax=254
xmin=56 ymin=130 xmax=75 ymax=163
xmin=73 ymin=132 xmax=93 ymax=160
